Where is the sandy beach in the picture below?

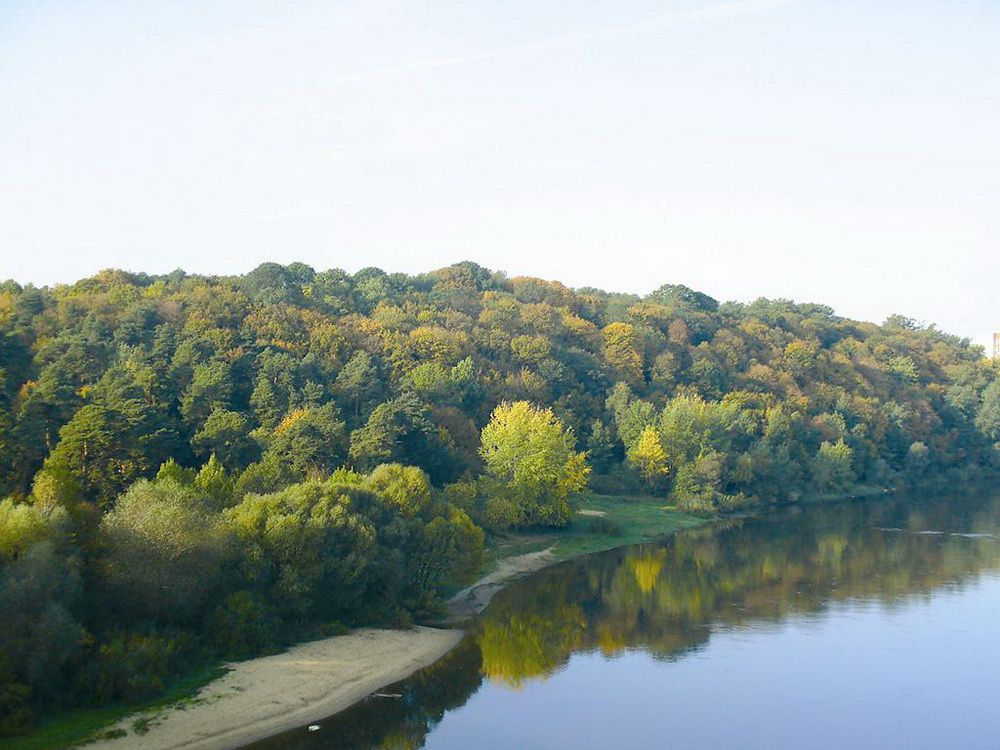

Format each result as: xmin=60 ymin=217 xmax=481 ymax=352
xmin=81 ymin=548 xmax=554 ymax=750
xmin=84 ymin=626 xmax=463 ymax=750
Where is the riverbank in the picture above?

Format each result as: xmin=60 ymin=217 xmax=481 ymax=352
xmin=446 ymin=493 xmax=707 ymax=621
xmin=80 ymin=627 xmax=463 ymax=750
xmin=52 ymin=495 xmax=701 ymax=750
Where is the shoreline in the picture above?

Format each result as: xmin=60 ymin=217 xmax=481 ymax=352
xmin=81 ymin=627 xmax=463 ymax=750
xmin=76 ymin=548 xmax=558 ymax=750
xmin=443 ymin=547 xmax=556 ymax=622
xmin=76 ymin=501 xmax=708 ymax=750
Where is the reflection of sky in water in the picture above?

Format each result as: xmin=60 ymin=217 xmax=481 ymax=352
xmin=428 ymin=575 xmax=1000 ymax=750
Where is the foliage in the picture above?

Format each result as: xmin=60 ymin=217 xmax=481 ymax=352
xmin=627 ymin=426 xmax=670 ymax=486
xmin=0 ymin=260 xmax=996 ymax=738
xmin=479 ymin=401 xmax=590 ymax=529
xmin=976 ymin=380 xmax=1000 ymax=442
xmin=99 ymin=479 xmax=234 ymax=625
xmin=812 ymin=439 xmax=855 ymax=492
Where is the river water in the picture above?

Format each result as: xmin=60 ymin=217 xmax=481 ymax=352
xmin=246 ymin=491 xmax=1000 ymax=749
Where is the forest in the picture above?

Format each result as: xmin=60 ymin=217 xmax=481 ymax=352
xmin=1 ymin=261 xmax=999 ymax=736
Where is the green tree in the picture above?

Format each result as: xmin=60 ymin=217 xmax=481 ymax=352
xmin=363 ymin=464 xmax=432 ymax=517
xmin=223 ymin=480 xmax=380 ymax=621
xmin=336 ymin=351 xmax=381 ymax=424
xmin=812 ymin=439 xmax=855 ymax=492
xmin=180 ymin=361 xmax=233 ymax=427
xmin=194 ymin=455 xmax=235 ymax=508
xmin=191 ymin=409 xmax=257 ymax=471
xmin=602 ymin=322 xmax=644 ymax=384
xmin=976 ymin=380 xmax=1000 ymax=442
xmin=100 ymin=479 xmax=234 ymax=625
xmin=265 ymin=403 xmax=347 ymax=477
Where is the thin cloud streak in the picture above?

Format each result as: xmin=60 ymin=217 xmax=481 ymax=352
xmin=330 ymin=0 xmax=805 ymax=84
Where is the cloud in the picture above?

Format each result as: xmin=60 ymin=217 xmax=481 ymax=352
xmin=245 ymin=203 xmax=337 ymax=223
xmin=331 ymin=0 xmax=804 ymax=84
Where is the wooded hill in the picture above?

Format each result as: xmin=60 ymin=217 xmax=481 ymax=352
xmin=1 ymin=261 xmax=998 ymax=735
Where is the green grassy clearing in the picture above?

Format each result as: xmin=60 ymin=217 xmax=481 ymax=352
xmin=482 ymin=492 xmax=708 ymax=574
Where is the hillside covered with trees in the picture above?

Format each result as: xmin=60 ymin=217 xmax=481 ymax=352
xmin=1 ymin=261 xmax=999 ymax=736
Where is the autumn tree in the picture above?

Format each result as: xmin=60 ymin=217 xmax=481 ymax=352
xmin=627 ymin=425 xmax=670 ymax=487
xmin=479 ymin=401 xmax=590 ymax=529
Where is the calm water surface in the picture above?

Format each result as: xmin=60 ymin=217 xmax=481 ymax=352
xmin=247 ymin=492 xmax=1000 ymax=750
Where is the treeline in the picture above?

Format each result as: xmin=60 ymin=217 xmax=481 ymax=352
xmin=1 ymin=261 xmax=999 ymax=735
xmin=0 ymin=461 xmax=483 ymax=736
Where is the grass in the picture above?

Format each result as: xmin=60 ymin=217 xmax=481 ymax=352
xmin=481 ymin=492 xmax=708 ymax=575
xmin=3 ymin=664 xmax=229 ymax=750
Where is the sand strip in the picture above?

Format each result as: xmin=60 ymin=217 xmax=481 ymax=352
xmin=444 ymin=547 xmax=554 ymax=621
xmin=83 ymin=626 xmax=463 ymax=750
xmin=82 ymin=548 xmax=557 ymax=750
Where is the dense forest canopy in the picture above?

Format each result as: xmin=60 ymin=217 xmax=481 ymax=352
xmin=1 ymin=260 xmax=998 ymax=735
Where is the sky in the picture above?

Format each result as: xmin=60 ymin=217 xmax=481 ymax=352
xmin=1 ymin=0 xmax=998 ymax=349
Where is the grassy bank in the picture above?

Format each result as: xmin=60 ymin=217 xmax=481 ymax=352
xmin=799 ymin=483 xmax=890 ymax=505
xmin=482 ymin=493 xmax=708 ymax=575
xmin=4 ymin=666 xmax=228 ymax=750
xmin=480 ymin=484 xmax=894 ymax=579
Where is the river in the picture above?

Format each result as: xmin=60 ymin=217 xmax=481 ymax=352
xmin=245 ymin=490 xmax=1000 ymax=749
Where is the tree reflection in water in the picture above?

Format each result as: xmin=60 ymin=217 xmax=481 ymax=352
xmin=246 ymin=491 xmax=1000 ymax=749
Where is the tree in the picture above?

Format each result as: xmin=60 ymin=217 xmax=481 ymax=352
xmin=224 ymin=480 xmax=380 ymax=621
xmin=602 ymin=322 xmax=644 ymax=384
xmin=99 ymin=480 xmax=234 ymax=625
xmin=191 ymin=409 xmax=257 ymax=471
xmin=250 ymin=377 xmax=283 ymax=430
xmin=812 ymin=439 xmax=855 ymax=492
xmin=363 ymin=464 xmax=432 ymax=517
xmin=976 ymin=380 xmax=1000 ymax=442
xmin=41 ymin=404 xmax=145 ymax=508
xmin=0 ymin=500 xmax=62 ymax=563
xmin=336 ymin=351 xmax=381 ymax=424
xmin=180 ymin=361 xmax=233 ymax=428
xmin=605 ymin=382 xmax=654 ymax=451
xmin=479 ymin=401 xmax=590 ymax=529
xmin=627 ymin=426 xmax=670 ymax=486
xmin=348 ymin=394 xmax=458 ymax=483
xmin=265 ymin=404 xmax=347 ymax=477
xmin=0 ymin=511 xmax=84 ymax=718
xmin=585 ymin=419 xmax=617 ymax=473
xmin=415 ymin=508 xmax=484 ymax=590
xmin=243 ymin=262 xmax=304 ymax=305
xmin=194 ymin=455 xmax=235 ymax=508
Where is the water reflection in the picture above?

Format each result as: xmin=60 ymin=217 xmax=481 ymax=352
xmin=247 ymin=492 xmax=1000 ymax=750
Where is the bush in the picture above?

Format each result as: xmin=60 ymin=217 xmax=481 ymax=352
xmin=587 ymin=516 xmax=621 ymax=536
xmin=208 ymin=591 xmax=281 ymax=658
xmin=0 ymin=659 xmax=33 ymax=736
xmin=81 ymin=633 xmax=180 ymax=704
xmin=587 ymin=466 xmax=642 ymax=496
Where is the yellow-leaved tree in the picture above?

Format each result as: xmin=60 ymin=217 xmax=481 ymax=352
xmin=479 ymin=401 xmax=590 ymax=529
xmin=627 ymin=425 xmax=670 ymax=489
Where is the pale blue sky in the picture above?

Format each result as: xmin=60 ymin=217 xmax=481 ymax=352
xmin=1 ymin=0 xmax=997 ymax=347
